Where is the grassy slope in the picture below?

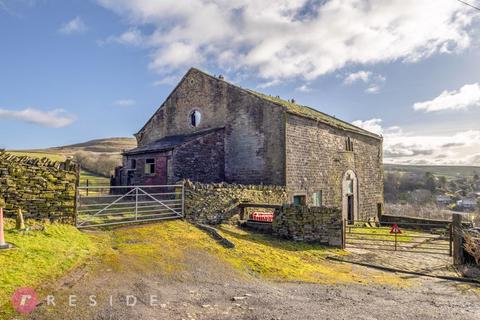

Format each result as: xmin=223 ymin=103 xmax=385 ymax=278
xmin=106 ymin=220 xmax=407 ymax=287
xmin=8 ymin=137 xmax=136 ymax=156
xmin=6 ymin=151 xmax=109 ymax=186
xmin=79 ymin=170 xmax=110 ymax=186
xmin=0 ymin=219 xmax=99 ymax=317
xmin=0 ymin=220 xmax=408 ymax=317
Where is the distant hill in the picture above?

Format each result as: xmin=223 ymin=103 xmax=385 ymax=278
xmin=8 ymin=137 xmax=137 ymax=178
xmin=384 ymin=163 xmax=480 ymax=178
xmin=9 ymin=137 xmax=137 ymax=157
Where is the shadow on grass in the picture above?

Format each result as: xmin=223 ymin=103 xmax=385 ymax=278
xmin=217 ymin=225 xmax=342 ymax=255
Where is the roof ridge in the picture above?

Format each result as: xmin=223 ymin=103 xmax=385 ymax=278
xmin=189 ymin=67 xmax=381 ymax=140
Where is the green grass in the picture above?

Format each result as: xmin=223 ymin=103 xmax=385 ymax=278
xmin=104 ymin=221 xmax=408 ymax=287
xmin=346 ymin=226 xmax=425 ymax=242
xmin=6 ymin=151 xmax=66 ymax=162
xmin=0 ymin=219 xmax=98 ymax=317
xmin=0 ymin=220 xmax=409 ymax=318
xmin=79 ymin=170 xmax=110 ymax=186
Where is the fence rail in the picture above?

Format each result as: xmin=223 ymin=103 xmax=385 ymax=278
xmin=343 ymin=219 xmax=453 ymax=256
xmin=76 ymin=184 xmax=184 ymax=228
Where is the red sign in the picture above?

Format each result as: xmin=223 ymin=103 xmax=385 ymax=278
xmin=390 ymin=224 xmax=402 ymax=234
xmin=251 ymin=212 xmax=274 ymax=222
xmin=12 ymin=288 xmax=38 ymax=314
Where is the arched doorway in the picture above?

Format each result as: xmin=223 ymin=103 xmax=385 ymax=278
xmin=342 ymin=170 xmax=358 ymax=224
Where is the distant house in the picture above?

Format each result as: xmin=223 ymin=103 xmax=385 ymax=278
xmin=456 ymin=198 xmax=477 ymax=211
xmin=436 ymin=194 xmax=452 ymax=206
xmin=113 ymin=68 xmax=384 ymax=223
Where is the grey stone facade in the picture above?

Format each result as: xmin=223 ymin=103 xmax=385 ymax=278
xmin=115 ymin=68 xmax=384 ymax=221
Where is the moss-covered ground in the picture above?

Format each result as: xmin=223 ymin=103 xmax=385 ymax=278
xmin=0 ymin=219 xmax=99 ymax=317
xmin=101 ymin=220 xmax=408 ymax=287
xmin=1 ymin=219 xmax=410 ymax=318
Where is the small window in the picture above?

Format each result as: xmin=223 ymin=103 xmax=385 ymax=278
xmin=144 ymin=158 xmax=155 ymax=174
xmin=293 ymin=195 xmax=306 ymax=206
xmin=346 ymin=178 xmax=354 ymax=194
xmin=345 ymin=137 xmax=354 ymax=152
xmin=130 ymin=159 xmax=136 ymax=170
xmin=190 ymin=110 xmax=202 ymax=127
xmin=313 ymin=191 xmax=322 ymax=207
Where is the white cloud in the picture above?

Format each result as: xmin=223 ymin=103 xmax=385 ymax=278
xmin=296 ymin=84 xmax=312 ymax=93
xmin=257 ymin=79 xmax=281 ymax=89
xmin=344 ymin=71 xmax=372 ymax=85
xmin=104 ymin=28 xmax=145 ymax=46
xmin=113 ymin=99 xmax=136 ymax=107
xmin=365 ymin=85 xmax=380 ymax=94
xmin=413 ymin=83 xmax=480 ymax=112
xmin=352 ymin=118 xmax=384 ymax=135
xmin=0 ymin=108 xmax=76 ymax=128
xmin=354 ymin=118 xmax=480 ymax=165
xmin=344 ymin=71 xmax=386 ymax=94
xmin=59 ymin=16 xmax=87 ymax=35
xmin=97 ymin=0 xmax=476 ymax=81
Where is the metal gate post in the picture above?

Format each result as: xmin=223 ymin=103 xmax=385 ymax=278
xmin=394 ymin=232 xmax=397 ymax=251
xmin=135 ymin=187 xmax=138 ymax=221
xmin=181 ymin=183 xmax=185 ymax=217
xmin=449 ymin=223 xmax=453 ymax=257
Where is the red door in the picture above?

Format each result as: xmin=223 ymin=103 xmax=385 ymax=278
xmin=144 ymin=156 xmax=168 ymax=185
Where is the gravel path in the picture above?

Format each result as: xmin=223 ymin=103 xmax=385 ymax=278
xmin=26 ymin=247 xmax=480 ymax=320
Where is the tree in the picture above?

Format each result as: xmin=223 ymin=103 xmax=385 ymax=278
xmin=438 ymin=176 xmax=447 ymax=190
xmin=424 ymin=172 xmax=436 ymax=193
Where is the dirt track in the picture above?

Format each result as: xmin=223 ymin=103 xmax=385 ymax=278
xmin=26 ymin=246 xmax=480 ymax=320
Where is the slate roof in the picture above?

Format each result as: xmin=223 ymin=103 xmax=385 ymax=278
xmin=136 ymin=68 xmax=382 ymax=140
xmin=193 ymin=68 xmax=382 ymax=140
xmin=124 ymin=127 xmax=224 ymax=155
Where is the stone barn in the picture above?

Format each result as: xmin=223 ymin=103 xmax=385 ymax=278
xmin=114 ymin=68 xmax=383 ymax=222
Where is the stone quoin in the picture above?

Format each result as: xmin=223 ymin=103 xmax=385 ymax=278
xmin=113 ymin=68 xmax=384 ymax=222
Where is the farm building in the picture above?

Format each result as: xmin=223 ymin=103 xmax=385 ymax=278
xmin=113 ymin=68 xmax=384 ymax=222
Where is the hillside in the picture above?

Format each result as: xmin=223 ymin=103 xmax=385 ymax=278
xmin=384 ymin=163 xmax=480 ymax=178
xmin=8 ymin=137 xmax=137 ymax=178
xmin=9 ymin=137 xmax=137 ymax=157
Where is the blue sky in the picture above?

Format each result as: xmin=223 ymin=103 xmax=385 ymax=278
xmin=1 ymin=0 xmax=480 ymax=165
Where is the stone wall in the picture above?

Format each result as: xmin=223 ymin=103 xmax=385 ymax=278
xmin=172 ymin=129 xmax=225 ymax=183
xmin=285 ymin=113 xmax=383 ymax=221
xmin=135 ymin=68 xmax=286 ymax=186
xmin=0 ymin=152 xmax=78 ymax=223
xmin=379 ymin=213 xmax=472 ymax=230
xmin=272 ymin=206 xmax=343 ymax=246
xmin=184 ymin=180 xmax=287 ymax=224
xmin=119 ymin=129 xmax=226 ymax=186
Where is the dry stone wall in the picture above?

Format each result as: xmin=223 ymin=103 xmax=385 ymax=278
xmin=273 ymin=206 xmax=343 ymax=246
xmin=0 ymin=152 xmax=78 ymax=223
xmin=184 ymin=180 xmax=287 ymax=224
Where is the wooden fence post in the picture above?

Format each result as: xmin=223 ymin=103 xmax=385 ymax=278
xmin=452 ymin=213 xmax=464 ymax=266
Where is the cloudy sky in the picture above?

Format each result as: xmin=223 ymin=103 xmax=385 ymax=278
xmin=1 ymin=0 xmax=480 ymax=166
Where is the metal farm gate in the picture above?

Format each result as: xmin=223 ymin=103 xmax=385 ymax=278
xmin=75 ymin=184 xmax=184 ymax=228
xmin=344 ymin=219 xmax=453 ymax=256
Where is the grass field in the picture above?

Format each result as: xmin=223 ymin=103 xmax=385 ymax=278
xmin=105 ymin=221 xmax=407 ymax=287
xmin=0 ymin=219 xmax=408 ymax=317
xmin=346 ymin=226 xmax=424 ymax=242
xmin=79 ymin=170 xmax=110 ymax=187
xmin=0 ymin=219 xmax=99 ymax=317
